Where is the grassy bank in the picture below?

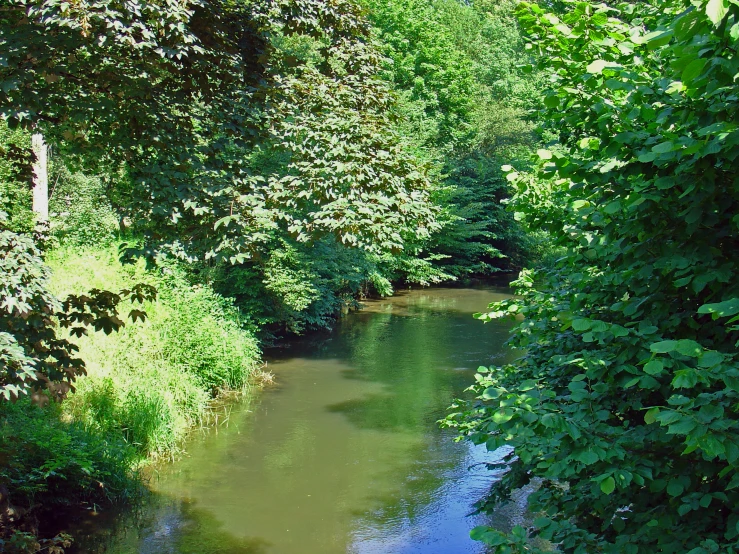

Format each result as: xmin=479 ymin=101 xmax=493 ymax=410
xmin=47 ymin=244 xmax=262 ymax=460
xmin=0 ymin=243 xmax=262 ymax=552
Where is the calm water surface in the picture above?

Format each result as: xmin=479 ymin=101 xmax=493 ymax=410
xmin=73 ymin=287 xmax=518 ymax=554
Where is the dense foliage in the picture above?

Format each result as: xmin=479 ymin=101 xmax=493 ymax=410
xmin=0 ymin=124 xmax=34 ymax=235
xmin=362 ymin=0 xmax=541 ymax=277
xmin=48 ymin=246 xmax=261 ymax=457
xmin=446 ymin=1 xmax=739 ymax=552
xmin=1 ymin=0 xmax=437 ymax=263
xmin=0 ymin=215 xmax=155 ymax=400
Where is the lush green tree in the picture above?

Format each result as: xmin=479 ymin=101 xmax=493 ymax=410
xmin=1 ymin=0 xmax=437 ymax=263
xmin=446 ymin=1 xmax=739 ymax=552
xmin=361 ymin=0 xmax=542 ymax=277
xmin=362 ymin=0 xmax=478 ymax=154
xmin=0 ymin=0 xmax=445 ymax=399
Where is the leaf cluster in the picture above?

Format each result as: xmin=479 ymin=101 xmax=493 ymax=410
xmin=445 ymin=1 xmax=739 ymax=552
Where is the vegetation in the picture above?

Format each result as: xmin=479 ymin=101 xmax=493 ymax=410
xmin=446 ymin=1 xmax=739 ymax=552
xmin=362 ymin=0 xmax=542 ymax=277
xmin=2 ymin=0 xmax=533 ymax=547
xmin=3 ymin=0 xmax=736 ymax=552
xmin=48 ymin=245 xmax=261 ymax=458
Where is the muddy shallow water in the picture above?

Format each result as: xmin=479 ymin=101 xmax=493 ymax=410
xmin=70 ymin=287 xmax=519 ymax=554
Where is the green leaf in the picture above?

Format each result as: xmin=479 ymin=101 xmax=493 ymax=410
xmin=697 ymin=349 xmax=722 ymax=367
xmin=644 ymin=360 xmax=664 ymax=375
xmin=482 ymin=387 xmax=501 ymax=399
xmin=666 ymin=479 xmax=685 ymax=497
xmin=675 ymin=339 xmax=702 ymax=358
xmin=667 ymin=417 xmax=697 ymax=435
xmin=699 ymin=435 xmax=725 ymax=458
xmin=651 ymin=340 xmax=677 ymax=353
xmin=698 ymin=298 xmax=739 ymax=318
xmin=652 ymin=141 xmax=680 ymax=154
xmin=586 ymin=60 xmax=622 ymax=74
xmin=601 ymin=476 xmax=616 ymax=494
xmin=611 ymin=325 xmax=629 ymax=337
xmin=681 ymin=58 xmax=707 ymax=84
xmin=572 ymin=318 xmax=592 ymax=331
xmin=706 ymin=0 xmax=730 ymax=26
xmin=639 ymin=29 xmax=674 ymax=48
xmin=644 ymin=407 xmax=660 ymax=424
xmin=577 ymin=450 xmax=599 ymax=465
xmin=544 ymin=95 xmax=560 ymax=108
xmin=673 ymin=369 xmax=699 ymax=388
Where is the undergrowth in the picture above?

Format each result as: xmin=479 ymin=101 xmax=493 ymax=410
xmin=46 ymin=244 xmax=262 ymax=459
xmin=0 ymin=400 xmax=138 ymax=552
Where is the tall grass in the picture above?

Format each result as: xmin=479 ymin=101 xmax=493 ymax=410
xmin=46 ymin=244 xmax=261 ymax=460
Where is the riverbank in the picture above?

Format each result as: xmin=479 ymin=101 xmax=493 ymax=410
xmin=0 ymin=243 xmax=264 ymax=552
xmin=59 ymin=286 xmax=518 ymax=554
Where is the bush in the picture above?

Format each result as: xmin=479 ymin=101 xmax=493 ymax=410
xmin=48 ymin=165 xmax=118 ymax=247
xmin=0 ymin=122 xmax=34 ymax=235
xmin=0 ymin=399 xmax=137 ymax=513
xmin=211 ymin=238 xmax=398 ymax=337
xmin=447 ymin=2 xmax=739 ymax=552
xmin=47 ymin=244 xmax=261 ymax=458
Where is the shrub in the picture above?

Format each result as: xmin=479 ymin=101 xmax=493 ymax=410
xmin=47 ymin=244 xmax=261 ymax=458
xmin=48 ymin=165 xmax=118 ymax=247
xmin=446 ymin=2 xmax=739 ymax=552
xmin=0 ymin=399 xmax=137 ymax=512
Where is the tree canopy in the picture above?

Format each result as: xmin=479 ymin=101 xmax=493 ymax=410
xmin=1 ymin=0 xmax=437 ymax=262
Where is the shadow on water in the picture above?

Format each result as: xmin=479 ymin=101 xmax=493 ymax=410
xmin=68 ymin=286 xmax=525 ymax=554
xmin=67 ymin=494 xmax=272 ymax=554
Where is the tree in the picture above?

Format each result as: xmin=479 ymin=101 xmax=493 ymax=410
xmin=1 ymin=0 xmax=437 ymax=263
xmin=445 ymin=1 xmax=739 ymax=552
xmin=361 ymin=0 xmax=542 ymax=277
xmin=1 ymin=0 xmax=444 ymax=391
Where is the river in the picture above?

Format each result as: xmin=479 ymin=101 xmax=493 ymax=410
xmin=70 ymin=286 xmax=519 ymax=554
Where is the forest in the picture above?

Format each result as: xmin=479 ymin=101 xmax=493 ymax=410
xmin=0 ymin=0 xmax=737 ymax=553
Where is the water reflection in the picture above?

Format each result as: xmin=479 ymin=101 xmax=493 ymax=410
xmin=71 ymin=287 xmax=517 ymax=554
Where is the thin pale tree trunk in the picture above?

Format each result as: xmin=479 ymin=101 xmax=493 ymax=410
xmin=31 ymin=133 xmax=48 ymax=221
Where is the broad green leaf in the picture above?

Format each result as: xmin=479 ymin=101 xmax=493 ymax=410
xmin=699 ymin=435 xmax=725 ymax=458
xmin=600 ymin=476 xmax=616 ymax=494
xmin=651 ymin=340 xmax=677 ymax=353
xmin=644 ymin=360 xmax=664 ymax=375
xmin=672 ymin=369 xmax=698 ymax=388
xmin=644 ymin=407 xmax=660 ymax=424
xmin=681 ymin=58 xmax=708 ymax=83
xmin=638 ymin=29 xmax=674 ymax=48
xmin=675 ymin=339 xmax=702 ymax=358
xmin=652 ymin=141 xmax=680 ymax=154
xmin=544 ymin=95 xmax=560 ymax=108
xmin=667 ymin=418 xmax=697 ymax=435
xmin=666 ymin=479 xmax=685 ymax=497
xmin=572 ymin=318 xmax=591 ymax=331
xmin=586 ymin=60 xmax=622 ymax=74
xmin=698 ymin=298 xmax=739 ymax=318
xmin=577 ymin=450 xmax=599 ymax=464
xmin=706 ymin=0 xmax=730 ymax=26
xmin=482 ymin=387 xmax=501 ymax=399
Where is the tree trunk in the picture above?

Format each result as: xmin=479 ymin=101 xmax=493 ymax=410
xmin=31 ymin=133 xmax=48 ymax=221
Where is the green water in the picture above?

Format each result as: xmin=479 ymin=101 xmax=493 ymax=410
xmin=73 ymin=287 xmax=518 ymax=554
